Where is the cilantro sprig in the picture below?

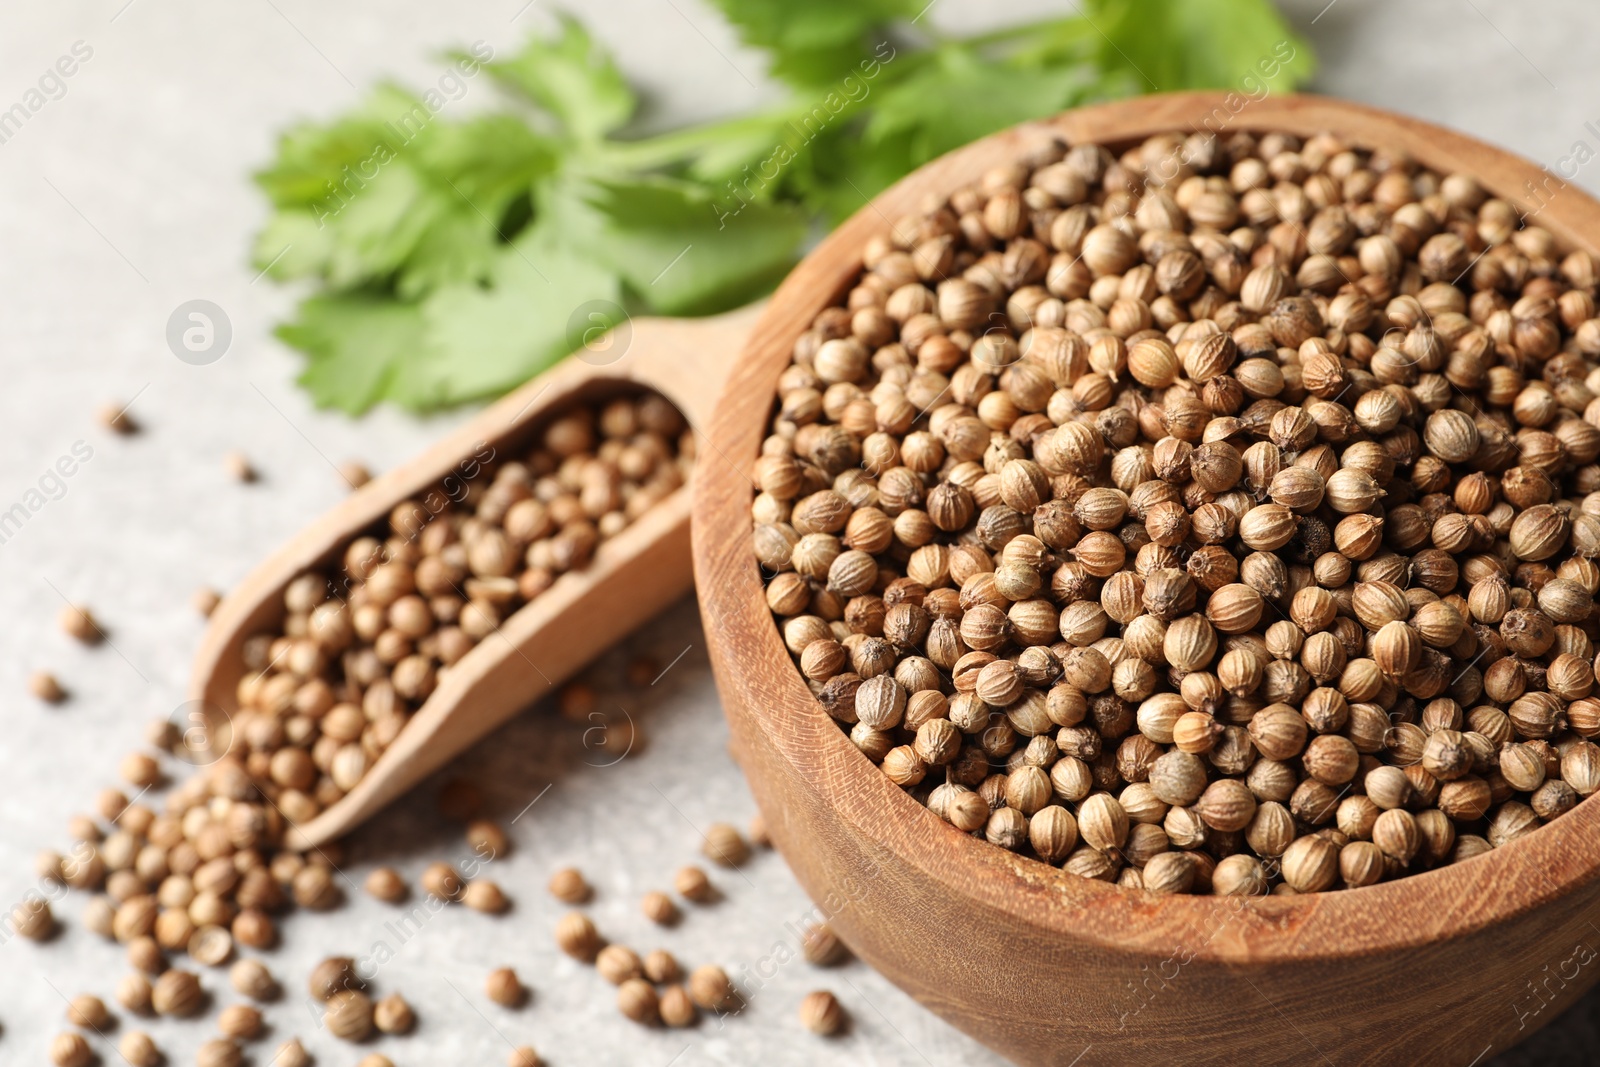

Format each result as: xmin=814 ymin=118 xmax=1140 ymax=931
xmin=253 ymin=2 xmax=1313 ymax=413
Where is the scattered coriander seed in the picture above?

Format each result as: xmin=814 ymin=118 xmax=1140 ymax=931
xmin=324 ymin=989 xmax=374 ymax=1042
xmin=687 ymin=965 xmax=736 ymax=1011
xmin=152 ymin=969 xmax=202 ymax=1016
xmin=558 ymin=682 xmax=597 ymax=723
xmin=119 ymin=1030 xmax=161 ymax=1067
xmin=30 ymin=670 xmax=66 ymax=703
xmin=37 ymin=848 xmax=66 ymax=882
xmin=554 ymin=911 xmax=601 ymax=961
xmin=12 ymin=896 xmax=56 ymax=940
xmin=117 ymin=973 xmax=154 ymax=1015
xmin=799 ymin=990 xmax=845 ymax=1036
xmin=674 ymin=865 xmax=714 ymax=903
xmin=128 ymin=936 xmax=165 ymax=975
xmin=701 ymin=823 xmax=749 ymax=867
xmin=748 ymin=814 xmax=771 ymax=848
xmin=365 ymin=867 xmax=408 ymax=903
xmin=192 ymin=587 xmax=221 ymax=617
xmin=485 ymin=967 xmax=525 ymax=1008
xmin=271 ymin=1038 xmax=311 ymax=1067
xmin=188 ymin=924 xmax=233 ymax=966
xmin=223 ymin=451 xmax=255 ymax=483
xmin=462 ymin=879 xmax=509 ymax=914
xmin=617 ymin=977 xmax=659 ymax=1025
xmin=197 ymin=1037 xmax=243 ymax=1067
xmin=596 ymin=944 xmax=643 ymax=985
xmin=466 ymin=819 xmax=509 ymax=859
xmin=437 ymin=779 xmax=482 ymax=821
xmin=230 ymin=959 xmax=277 ymax=1001
xmin=374 ymin=992 xmax=415 ymax=1034
xmin=643 ymin=949 xmax=680 ymax=985
xmin=83 ymin=895 xmax=115 ymax=937
xmin=640 ymin=890 xmax=678 ymax=925
xmin=218 ymin=1003 xmax=263 ymax=1040
xmin=308 ymin=957 xmax=361 ymax=1001
xmin=547 ymin=867 xmax=590 ymax=904
xmin=232 ymin=909 xmax=276 ymax=950
xmin=421 ymin=861 xmax=463 ymax=902
xmin=358 ymin=1056 xmax=393 ymax=1067
xmin=50 ymin=1032 xmax=93 ymax=1067
xmin=507 ymin=1045 xmax=542 ymax=1067
xmin=144 ymin=718 xmax=179 ymax=751
xmin=338 ymin=460 xmax=372 ymax=490
xmin=801 ymin=923 xmax=849 ymax=966
xmin=59 ymin=604 xmax=102 ymax=644
xmin=66 ymin=993 xmax=111 ymax=1030
xmin=98 ymin=401 xmax=137 ymax=434
xmin=625 ymin=655 xmax=658 ymax=687
xmin=291 ymin=865 xmax=340 ymax=910
xmin=659 ymin=984 xmax=698 ymax=1028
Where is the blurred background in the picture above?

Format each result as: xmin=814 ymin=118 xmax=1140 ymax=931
xmin=1 ymin=1 xmax=1599 ymax=1063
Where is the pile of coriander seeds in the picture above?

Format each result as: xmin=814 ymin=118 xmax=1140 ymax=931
xmin=226 ymin=392 xmax=690 ymax=823
xmin=754 ymin=127 xmax=1600 ymax=896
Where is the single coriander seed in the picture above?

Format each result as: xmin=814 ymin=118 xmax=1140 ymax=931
xmin=799 ymin=990 xmax=846 ymax=1036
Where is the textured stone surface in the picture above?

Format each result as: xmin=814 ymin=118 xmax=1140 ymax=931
xmin=0 ymin=0 xmax=1596 ymax=1063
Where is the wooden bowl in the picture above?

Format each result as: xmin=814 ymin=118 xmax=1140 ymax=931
xmin=692 ymin=93 xmax=1600 ymax=1066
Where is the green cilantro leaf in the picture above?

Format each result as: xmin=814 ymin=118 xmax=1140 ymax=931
xmin=475 ymin=14 xmax=635 ymax=143
xmin=706 ymin=0 xmax=917 ymax=85
xmin=414 ymin=223 xmax=624 ymax=406
xmin=1080 ymin=0 xmax=1315 ymax=94
xmin=866 ymin=45 xmax=1092 ymax=169
xmin=255 ymin=5 xmax=1317 ymax=414
xmin=554 ymin=174 xmax=807 ymax=316
xmin=276 ymin=295 xmax=432 ymax=414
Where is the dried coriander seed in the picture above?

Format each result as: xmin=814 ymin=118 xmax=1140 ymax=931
xmin=507 ymin=1047 xmax=543 ymax=1067
xmin=66 ymin=993 xmax=110 ymax=1030
xmin=486 ymin=967 xmax=525 ymax=1007
xmin=119 ymin=1031 xmax=161 ymax=1067
xmin=151 ymin=969 xmax=202 ymax=1016
xmin=271 ymin=1038 xmax=311 ymax=1067
xmin=374 ymin=992 xmax=415 ymax=1033
xmin=365 ymin=867 xmax=407 ymax=903
xmin=687 ymin=964 xmax=736 ymax=1011
xmin=59 ymin=605 xmax=102 ymax=644
xmin=420 ymin=861 xmax=463 ymax=902
xmin=547 ymin=866 xmax=591 ymax=903
xmin=29 ymin=670 xmax=66 ymax=703
xmin=230 ymin=959 xmax=277 ymax=1001
xmin=701 ymin=823 xmax=749 ymax=867
xmin=659 ymin=983 xmax=698 ymax=1027
xmin=674 ymin=865 xmax=714 ymax=902
xmin=555 ymin=911 xmax=601 ymax=961
xmin=223 ymin=451 xmax=256 ymax=483
xmin=324 ymin=989 xmax=374 ymax=1041
xmin=617 ymin=978 xmax=659 ymax=1024
xmin=307 ymin=957 xmax=360 ymax=1001
xmin=462 ymin=879 xmax=509 ymax=913
xmin=50 ymin=1032 xmax=93 ymax=1067
xmin=643 ymin=949 xmax=680 ymax=984
xmin=218 ymin=1003 xmax=263 ymax=1040
xmin=640 ymin=890 xmax=678 ymax=925
xmin=198 ymin=1037 xmax=243 ymax=1067
xmin=799 ymin=990 xmax=845 ymax=1036
xmin=801 ymin=923 xmax=849 ymax=966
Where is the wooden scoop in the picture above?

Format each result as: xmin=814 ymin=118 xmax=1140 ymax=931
xmin=189 ymin=302 xmax=764 ymax=850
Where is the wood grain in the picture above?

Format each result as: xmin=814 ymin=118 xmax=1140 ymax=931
xmin=188 ymin=301 xmax=765 ymax=850
xmin=693 ymin=93 xmax=1600 ymax=1066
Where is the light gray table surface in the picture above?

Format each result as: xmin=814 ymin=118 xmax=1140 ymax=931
xmin=1 ymin=1 xmax=1598 ymax=1064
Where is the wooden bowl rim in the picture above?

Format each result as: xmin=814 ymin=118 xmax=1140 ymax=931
xmin=693 ymin=91 xmax=1600 ymax=965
